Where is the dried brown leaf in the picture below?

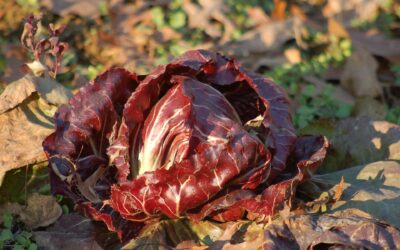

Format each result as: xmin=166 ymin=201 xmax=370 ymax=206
xmin=0 ymin=75 xmax=71 ymax=173
xmin=308 ymin=161 xmax=400 ymax=229
xmin=0 ymin=76 xmax=37 ymax=114
xmin=341 ymin=46 xmax=382 ymax=98
xmin=33 ymin=214 xmax=114 ymax=250
xmin=264 ymin=208 xmax=400 ymax=249
xmin=247 ymin=7 xmax=270 ymax=27
xmin=0 ymin=94 xmax=54 ymax=173
xmin=349 ymin=28 xmax=400 ymax=63
xmin=323 ymin=0 xmax=380 ymax=24
xmin=122 ymin=220 xmax=200 ymax=250
xmin=301 ymin=117 xmax=400 ymax=173
xmin=0 ymin=193 xmax=62 ymax=229
xmin=0 ymin=44 xmax=27 ymax=83
xmin=183 ymin=0 xmax=235 ymax=43
xmin=40 ymin=0 xmax=101 ymax=19
xmin=352 ymin=96 xmax=386 ymax=120
xmin=271 ymin=0 xmax=287 ymax=21
xmin=222 ymin=18 xmax=302 ymax=70
xmin=327 ymin=18 xmax=349 ymax=38
xmin=191 ymin=208 xmax=400 ymax=249
xmin=332 ymin=176 xmax=344 ymax=203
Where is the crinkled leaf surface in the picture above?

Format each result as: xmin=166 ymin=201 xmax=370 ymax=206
xmin=43 ymin=50 xmax=329 ymax=243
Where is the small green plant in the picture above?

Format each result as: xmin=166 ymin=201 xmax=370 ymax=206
xmin=386 ymin=107 xmax=400 ymax=125
xmin=266 ymin=37 xmax=353 ymax=128
xmin=391 ymin=63 xmax=400 ymax=86
xmin=0 ymin=214 xmax=37 ymax=250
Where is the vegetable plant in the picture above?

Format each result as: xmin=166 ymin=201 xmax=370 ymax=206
xmin=43 ymin=50 xmax=328 ymax=242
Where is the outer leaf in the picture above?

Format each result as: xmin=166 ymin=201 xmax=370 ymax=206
xmin=43 ymin=68 xmax=138 ymax=202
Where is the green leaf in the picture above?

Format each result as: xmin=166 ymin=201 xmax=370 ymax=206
xmin=151 ymin=7 xmax=165 ymax=29
xmin=28 ymin=243 xmax=38 ymax=250
xmin=61 ymin=204 xmax=70 ymax=214
xmin=169 ymin=11 xmax=186 ymax=29
xmin=302 ymin=84 xmax=315 ymax=97
xmin=12 ymin=244 xmax=24 ymax=250
xmin=19 ymin=231 xmax=32 ymax=239
xmin=15 ymin=235 xmax=28 ymax=246
xmin=0 ymin=229 xmax=13 ymax=242
xmin=335 ymin=103 xmax=352 ymax=118
xmin=2 ymin=214 xmax=12 ymax=229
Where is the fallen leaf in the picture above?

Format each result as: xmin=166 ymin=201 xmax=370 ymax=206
xmin=190 ymin=208 xmax=400 ymax=249
xmin=40 ymin=0 xmax=101 ymax=19
xmin=34 ymin=75 xmax=72 ymax=105
xmin=323 ymin=0 xmax=380 ymax=24
xmin=189 ymin=220 xmax=225 ymax=243
xmin=122 ymin=220 xmax=200 ymax=250
xmin=222 ymin=18 xmax=302 ymax=70
xmin=33 ymin=214 xmax=117 ymax=250
xmin=304 ymin=161 xmax=400 ymax=229
xmin=352 ymin=96 xmax=386 ymax=120
xmin=247 ymin=7 xmax=270 ymax=27
xmin=341 ymin=46 xmax=382 ymax=98
xmin=332 ymin=176 xmax=344 ymax=202
xmin=271 ymin=0 xmax=287 ymax=21
xmin=175 ymin=240 xmax=200 ymax=249
xmin=0 ymin=94 xmax=55 ymax=173
xmin=327 ymin=18 xmax=349 ymax=38
xmin=284 ymin=48 xmax=301 ymax=64
xmin=263 ymin=208 xmax=400 ymax=249
xmin=224 ymin=18 xmax=302 ymax=56
xmin=0 ymin=75 xmax=71 ymax=174
xmin=0 ymin=44 xmax=27 ymax=84
xmin=0 ymin=193 xmax=62 ymax=229
xmin=0 ymin=76 xmax=37 ymax=114
xmin=301 ymin=117 xmax=400 ymax=172
xmin=349 ymin=28 xmax=400 ymax=63
xmin=183 ymin=0 xmax=235 ymax=43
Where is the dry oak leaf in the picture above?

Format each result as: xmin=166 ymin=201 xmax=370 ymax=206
xmin=0 ymin=193 xmax=62 ymax=229
xmin=0 ymin=74 xmax=71 ymax=174
xmin=341 ymin=46 xmax=382 ymax=98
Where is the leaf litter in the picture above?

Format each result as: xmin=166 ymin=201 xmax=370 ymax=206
xmin=0 ymin=0 xmax=400 ymax=249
